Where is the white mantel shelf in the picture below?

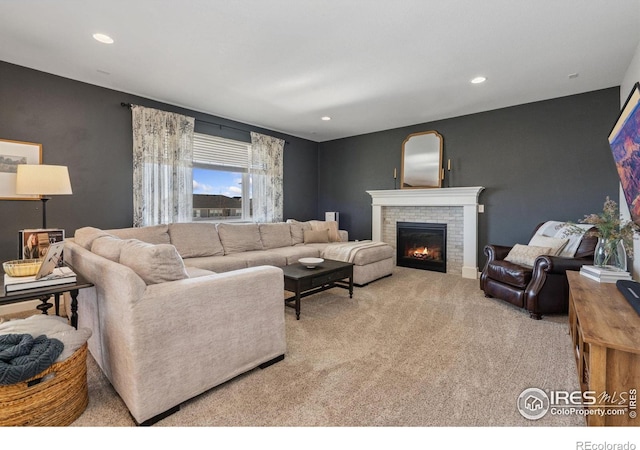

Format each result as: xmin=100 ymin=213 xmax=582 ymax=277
xmin=367 ymin=187 xmax=485 ymax=279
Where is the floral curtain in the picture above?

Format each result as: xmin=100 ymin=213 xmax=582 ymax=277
xmin=132 ymin=105 xmax=195 ymax=227
xmin=249 ymin=132 xmax=284 ymax=223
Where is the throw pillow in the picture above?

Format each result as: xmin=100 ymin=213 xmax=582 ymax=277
xmin=309 ymin=220 xmax=342 ymax=242
xmin=504 ymin=244 xmax=553 ymax=267
xmin=287 ymin=219 xmax=312 ymax=245
xmin=73 ymin=227 xmax=113 ymax=249
xmin=528 ymin=235 xmax=570 ymax=256
xmin=304 ymin=229 xmax=330 ymax=244
xmin=91 ymin=235 xmax=126 ymax=262
xmin=119 ymin=239 xmax=189 ymax=285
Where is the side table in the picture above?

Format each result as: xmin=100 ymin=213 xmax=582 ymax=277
xmin=0 ymin=266 xmax=93 ymax=329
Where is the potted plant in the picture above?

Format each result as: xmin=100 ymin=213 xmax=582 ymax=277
xmin=576 ymin=197 xmax=639 ymax=270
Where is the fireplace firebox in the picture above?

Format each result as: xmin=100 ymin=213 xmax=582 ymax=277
xmin=396 ymin=222 xmax=447 ymax=272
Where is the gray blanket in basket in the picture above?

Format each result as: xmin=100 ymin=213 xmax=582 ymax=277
xmin=0 ymin=334 xmax=63 ymax=385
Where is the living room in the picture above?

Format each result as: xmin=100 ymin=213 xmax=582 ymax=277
xmin=1 ymin=1 xmax=640 ymax=446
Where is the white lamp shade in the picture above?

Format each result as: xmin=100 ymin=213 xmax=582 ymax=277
xmin=15 ymin=164 xmax=73 ymax=195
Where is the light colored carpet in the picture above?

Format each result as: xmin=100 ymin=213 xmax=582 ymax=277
xmin=64 ymin=266 xmax=583 ymax=427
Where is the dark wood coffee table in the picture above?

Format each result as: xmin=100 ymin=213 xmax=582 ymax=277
xmin=282 ymin=258 xmax=354 ymax=320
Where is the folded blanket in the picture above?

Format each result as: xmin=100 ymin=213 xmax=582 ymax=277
xmin=0 ymin=334 xmax=63 ymax=385
xmin=0 ymin=315 xmax=91 ymax=363
xmin=534 ymin=221 xmax=593 ymax=258
xmin=322 ymin=240 xmax=389 ymax=263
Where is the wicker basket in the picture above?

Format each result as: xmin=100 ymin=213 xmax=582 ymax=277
xmin=0 ymin=343 xmax=88 ymax=426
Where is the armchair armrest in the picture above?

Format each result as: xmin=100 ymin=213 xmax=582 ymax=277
xmin=535 ymin=255 xmax=591 ymax=275
xmin=483 ymin=244 xmax=513 ymax=262
xmin=525 ymin=255 xmax=592 ymax=316
xmin=480 ymin=244 xmax=514 ymax=291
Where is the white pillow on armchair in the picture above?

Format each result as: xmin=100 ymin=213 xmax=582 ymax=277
xmin=504 ymin=244 xmax=552 ymax=267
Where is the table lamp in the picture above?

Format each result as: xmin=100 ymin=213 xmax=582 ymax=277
xmin=15 ymin=164 xmax=73 ymax=228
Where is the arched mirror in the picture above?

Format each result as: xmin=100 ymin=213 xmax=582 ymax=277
xmin=401 ymin=131 xmax=443 ymax=188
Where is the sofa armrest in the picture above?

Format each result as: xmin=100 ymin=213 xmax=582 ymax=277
xmin=122 ymin=265 xmax=286 ymax=423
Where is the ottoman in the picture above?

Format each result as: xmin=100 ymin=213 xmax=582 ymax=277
xmin=320 ymin=240 xmax=394 ymax=286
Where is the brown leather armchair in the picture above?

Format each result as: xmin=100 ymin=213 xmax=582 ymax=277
xmin=480 ymin=223 xmax=597 ymax=319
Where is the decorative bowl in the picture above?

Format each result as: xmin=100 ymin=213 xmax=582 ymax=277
xmin=299 ymin=257 xmax=324 ymax=269
xmin=3 ymin=259 xmax=43 ymax=277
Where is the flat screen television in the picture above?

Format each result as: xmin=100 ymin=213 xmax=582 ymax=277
xmin=609 ymin=81 xmax=640 ymax=225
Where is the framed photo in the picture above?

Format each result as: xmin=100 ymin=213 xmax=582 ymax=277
xmin=608 ymin=82 xmax=640 ymax=225
xmin=0 ymin=138 xmax=42 ymax=200
xmin=19 ymin=229 xmax=65 ymax=263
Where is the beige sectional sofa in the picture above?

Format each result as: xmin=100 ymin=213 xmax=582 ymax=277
xmin=64 ymin=221 xmax=393 ymax=425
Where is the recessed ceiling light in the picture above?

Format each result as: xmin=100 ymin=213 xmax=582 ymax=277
xmin=471 ymin=76 xmax=487 ymax=84
xmin=93 ymin=33 xmax=114 ymax=44
xmin=321 ymin=116 xmax=331 ymax=121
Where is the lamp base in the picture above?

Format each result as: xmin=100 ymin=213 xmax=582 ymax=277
xmin=41 ymin=197 xmax=50 ymax=229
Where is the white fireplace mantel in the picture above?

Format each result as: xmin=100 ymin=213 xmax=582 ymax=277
xmin=367 ymin=187 xmax=485 ymax=279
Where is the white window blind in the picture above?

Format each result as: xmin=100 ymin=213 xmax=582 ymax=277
xmin=192 ymin=133 xmax=250 ymax=169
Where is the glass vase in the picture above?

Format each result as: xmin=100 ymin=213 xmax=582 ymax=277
xmin=593 ymin=237 xmax=627 ymax=271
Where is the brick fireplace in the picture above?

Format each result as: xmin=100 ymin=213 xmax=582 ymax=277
xmin=366 ymin=187 xmax=484 ymax=279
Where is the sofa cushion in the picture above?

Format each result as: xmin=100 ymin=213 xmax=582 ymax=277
xmin=267 ymin=246 xmax=321 ymax=265
xmin=304 ymin=229 xmax=329 ymax=243
xmin=486 ymin=260 xmax=533 ymax=289
xmin=74 ymin=227 xmax=113 ymax=249
xmin=234 ymin=250 xmax=287 ymax=268
xmin=168 ymin=223 xmax=224 ymax=258
xmin=259 ymin=223 xmax=293 ymax=249
xmin=119 ymin=239 xmax=189 ymax=285
xmin=108 ymin=224 xmax=171 ymax=245
xmin=183 ymin=255 xmax=248 ymax=272
xmin=287 ymin=219 xmax=312 ymax=245
xmin=309 ymin=220 xmax=342 ymax=242
xmin=91 ymin=235 xmax=127 ymax=262
xmin=504 ymin=244 xmax=552 ymax=267
xmin=217 ymin=223 xmax=263 ymax=254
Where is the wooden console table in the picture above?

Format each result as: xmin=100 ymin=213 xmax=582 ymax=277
xmin=567 ymin=271 xmax=640 ymax=426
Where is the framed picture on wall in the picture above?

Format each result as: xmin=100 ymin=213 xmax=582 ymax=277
xmin=18 ymin=229 xmax=65 ymax=262
xmin=0 ymin=138 xmax=42 ymax=200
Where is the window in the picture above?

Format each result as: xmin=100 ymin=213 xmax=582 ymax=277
xmin=192 ymin=133 xmax=252 ymax=221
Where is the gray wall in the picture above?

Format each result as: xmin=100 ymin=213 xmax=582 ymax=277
xmin=0 ymin=60 xmax=623 ymax=269
xmin=0 ymin=61 xmax=318 ymax=261
xmin=318 ymin=88 xmax=622 ymax=267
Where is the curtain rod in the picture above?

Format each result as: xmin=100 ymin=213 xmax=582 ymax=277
xmin=120 ymin=102 xmax=289 ymax=144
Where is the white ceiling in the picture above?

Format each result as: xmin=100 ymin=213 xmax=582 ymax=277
xmin=1 ymin=1 xmax=639 ymax=142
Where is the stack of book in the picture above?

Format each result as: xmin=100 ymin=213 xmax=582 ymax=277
xmin=3 ymin=266 xmax=77 ymax=293
xmin=579 ymin=265 xmax=632 ymax=283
